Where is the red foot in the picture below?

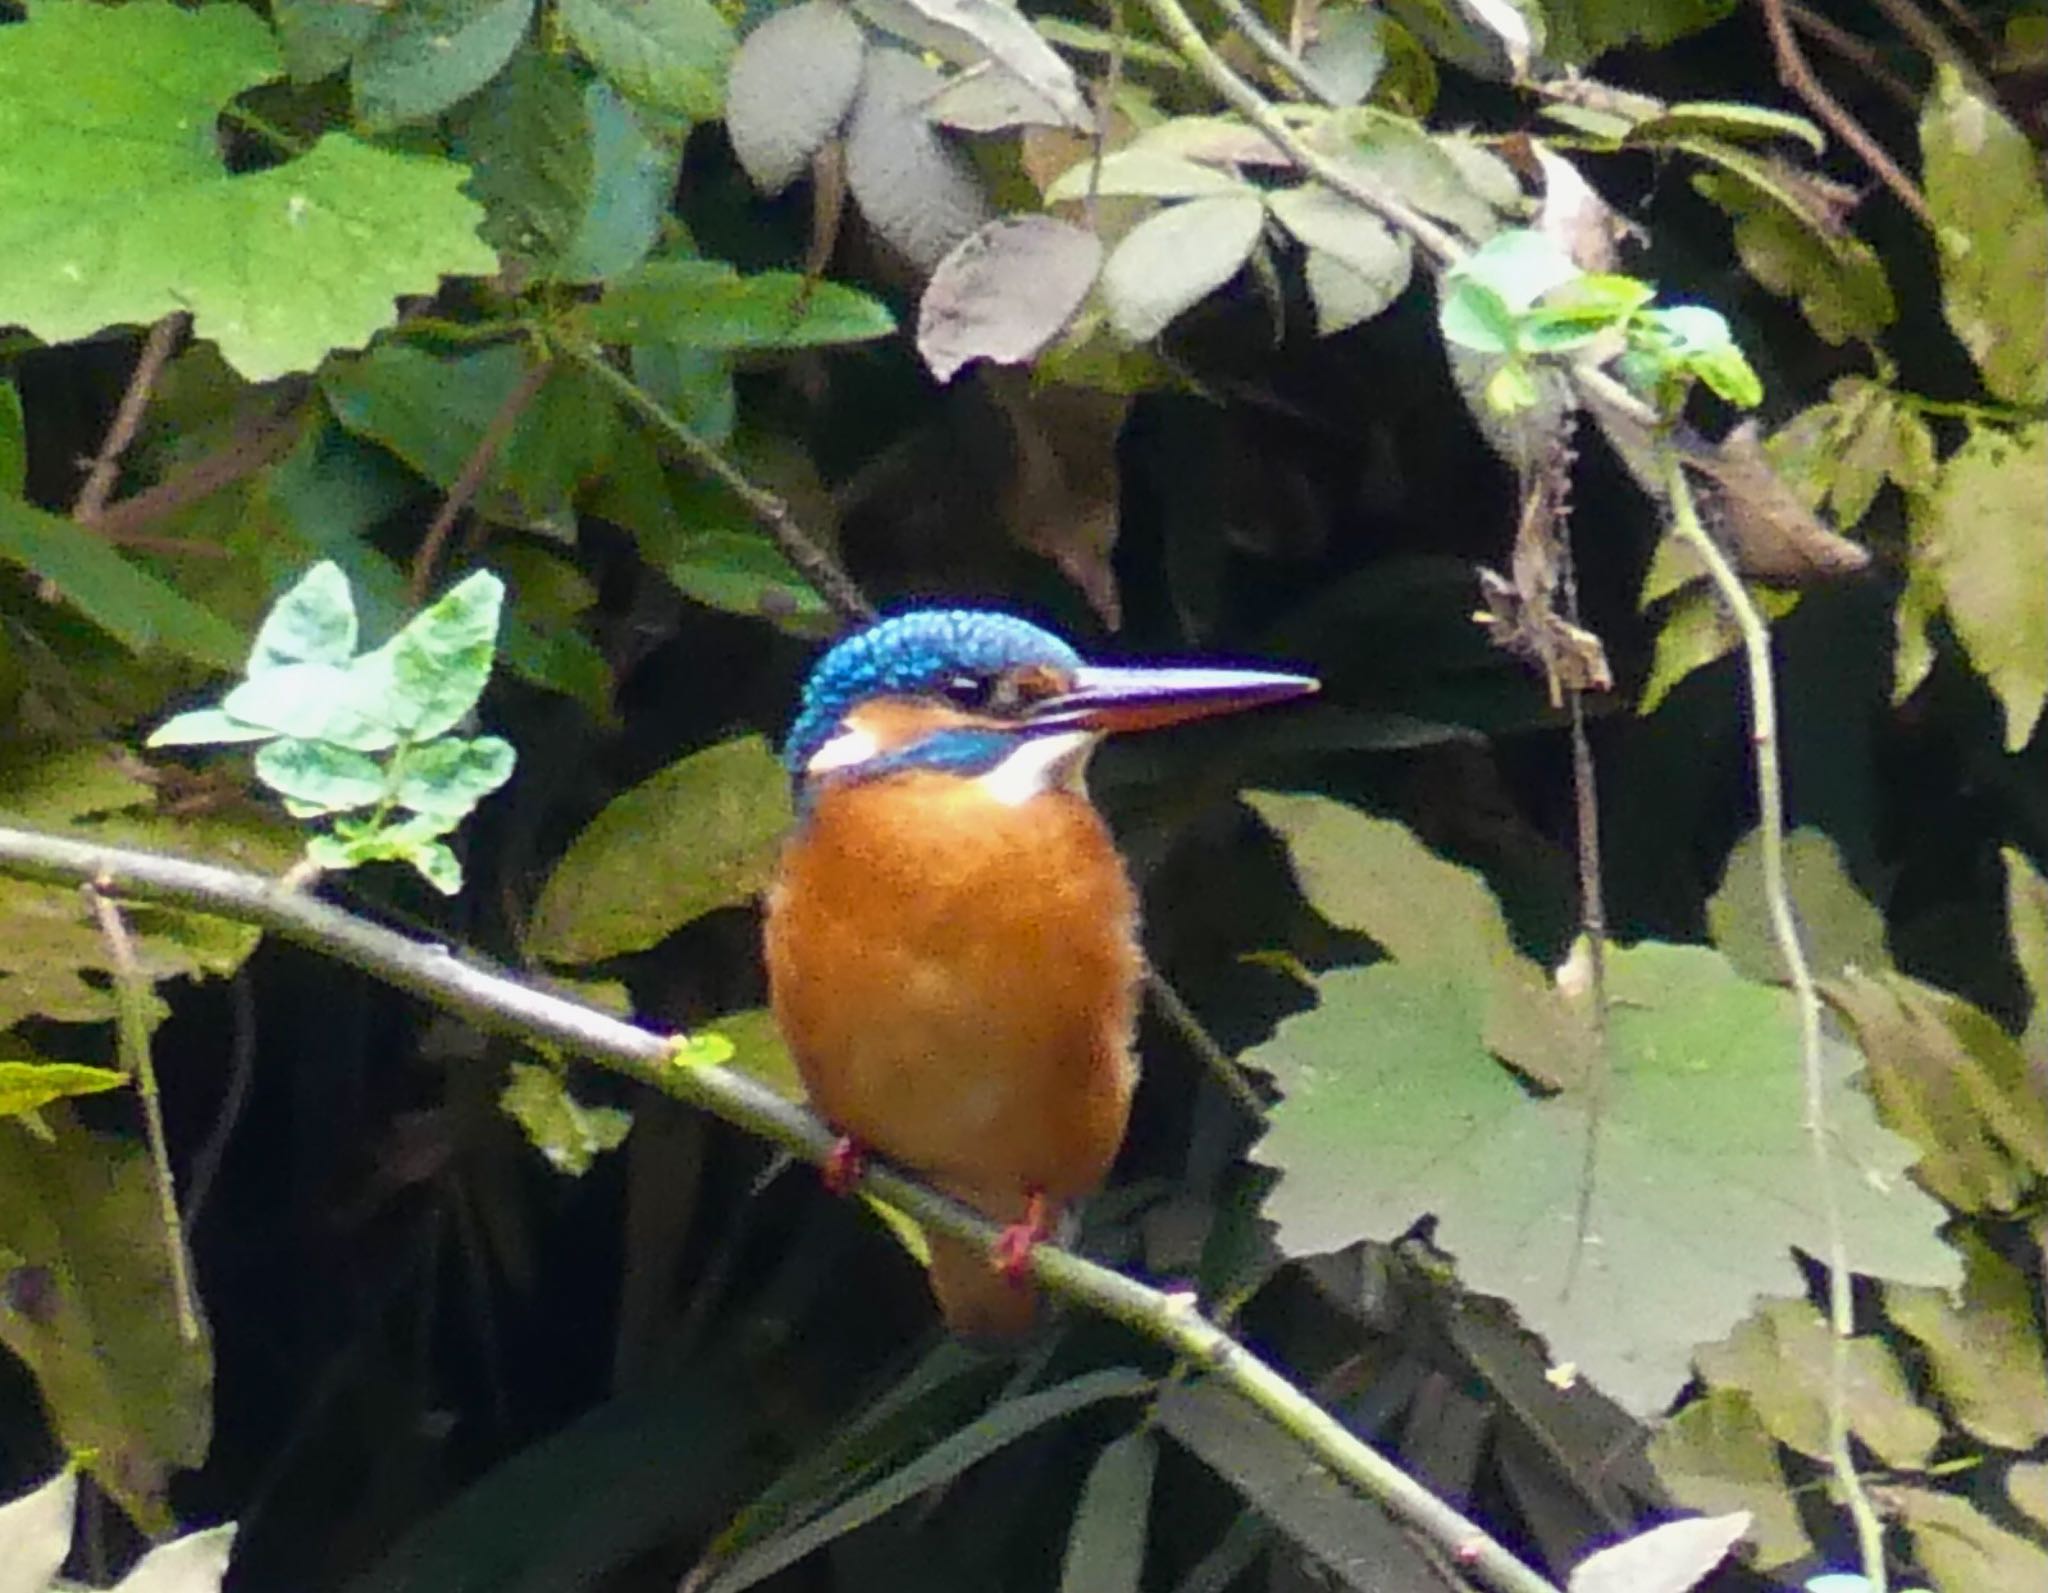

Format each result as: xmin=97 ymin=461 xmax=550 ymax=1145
xmin=820 ymin=1135 xmax=868 ymax=1196
xmin=991 ymin=1190 xmax=1052 ymax=1289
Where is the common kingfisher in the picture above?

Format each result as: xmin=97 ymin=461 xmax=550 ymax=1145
xmin=764 ymin=610 xmax=1315 ymax=1336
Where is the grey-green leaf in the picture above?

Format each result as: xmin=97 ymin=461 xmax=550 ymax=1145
xmin=559 ymin=0 xmax=734 ymax=120
xmin=352 ymin=0 xmax=537 ymax=129
xmin=727 ymin=0 xmax=866 ymax=194
xmin=918 ymin=216 xmax=1101 ymax=382
xmin=843 ymin=49 xmax=990 ymax=270
xmin=1103 ymin=194 xmax=1265 ymax=343
xmin=1058 ymin=1431 xmax=1158 ymax=1593
xmin=248 ymin=560 xmax=359 ymax=674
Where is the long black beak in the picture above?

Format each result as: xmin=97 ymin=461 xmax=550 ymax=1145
xmin=1028 ymin=663 xmax=1318 ymax=734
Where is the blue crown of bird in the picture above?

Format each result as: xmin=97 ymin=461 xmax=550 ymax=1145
xmin=765 ymin=609 xmax=1316 ymax=1337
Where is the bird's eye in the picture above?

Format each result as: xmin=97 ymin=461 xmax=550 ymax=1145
xmin=939 ymin=673 xmax=995 ymax=709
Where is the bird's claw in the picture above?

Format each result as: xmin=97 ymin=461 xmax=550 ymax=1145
xmin=820 ymin=1135 xmax=868 ymax=1196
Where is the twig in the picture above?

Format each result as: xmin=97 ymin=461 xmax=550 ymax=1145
xmin=1133 ymin=0 xmax=1462 ymax=266
xmin=565 ymin=341 xmax=875 ymax=626
xmin=72 ymin=313 xmax=186 ymax=526
xmin=88 ymin=408 xmax=303 ymax=542
xmin=0 ymin=826 xmax=1561 ymax=1593
xmin=84 ymin=884 xmax=203 ymax=1344
xmin=1757 ymin=0 xmax=1936 ymax=228
xmin=1212 ymin=0 xmax=1342 ymax=107
xmin=408 ymin=356 xmax=552 ymax=607
xmin=1785 ymin=3 xmax=1919 ymax=112
xmin=1861 ymin=0 xmax=1999 ymax=102
xmin=183 ymin=969 xmax=256 ymax=1230
xmin=1143 ymin=965 xmax=1266 ymax=1117
xmin=1662 ymin=461 xmax=1888 ymax=1592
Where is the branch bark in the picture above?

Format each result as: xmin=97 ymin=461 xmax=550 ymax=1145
xmin=0 ymin=824 xmax=1562 ymax=1593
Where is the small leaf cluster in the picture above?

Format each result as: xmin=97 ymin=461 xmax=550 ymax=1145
xmin=1439 ymin=229 xmax=1763 ymax=415
xmin=150 ymin=563 xmax=514 ymax=894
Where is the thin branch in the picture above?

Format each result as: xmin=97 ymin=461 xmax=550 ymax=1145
xmin=1212 ymin=0 xmax=1343 ymax=107
xmin=565 ymin=341 xmax=875 ymax=626
xmin=1133 ymin=0 xmax=1462 ymax=266
xmin=85 ymin=885 xmax=203 ymax=1344
xmin=72 ymin=313 xmax=186 ymax=526
xmin=1860 ymin=0 xmax=1999 ymax=102
xmin=183 ymin=968 xmax=257 ymax=1230
xmin=1662 ymin=462 xmax=1888 ymax=1592
xmin=1786 ymin=3 xmax=1919 ymax=112
xmin=1143 ymin=965 xmax=1266 ymax=1117
xmin=0 ymin=826 xmax=1561 ymax=1593
xmin=408 ymin=356 xmax=552 ymax=607
xmin=88 ymin=407 xmax=303 ymax=542
xmin=1757 ymin=0 xmax=1936 ymax=228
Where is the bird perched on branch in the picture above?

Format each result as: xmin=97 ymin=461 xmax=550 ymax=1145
xmin=764 ymin=609 xmax=1315 ymax=1336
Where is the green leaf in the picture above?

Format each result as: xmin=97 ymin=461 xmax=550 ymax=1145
xmin=248 ymin=560 xmax=361 ymax=674
xmin=273 ymin=0 xmax=379 ymax=81
xmin=1889 ymin=1485 xmax=2048 ymax=1589
xmin=560 ymin=0 xmax=734 ymax=120
xmin=527 ymin=734 xmax=793 ymax=964
xmin=576 ymin=260 xmax=897 ymax=349
xmin=0 ymin=1059 xmax=128 ymax=1119
xmin=0 ymin=2 xmax=497 ymax=380
xmin=1919 ymin=65 xmax=2048 ymax=406
xmin=0 ymin=495 xmax=243 ymax=669
xmin=0 ymin=1470 xmax=76 ymax=1592
xmin=1438 ymin=278 xmax=1520 ymax=355
xmin=1887 ymin=1230 xmax=2048 ymax=1451
xmin=1451 ymin=227 xmax=1582 ymax=311
xmin=1043 ymin=149 xmax=1257 ymax=203
xmin=500 ymin=1062 xmax=633 ymax=1175
xmin=1692 ymin=165 xmax=1893 ymax=346
xmin=2004 ymin=846 xmax=2048 ymax=1060
xmin=1826 ymin=969 xmax=2048 ymax=1212
xmin=1637 ymin=582 xmax=1799 ymax=715
xmin=0 ymin=1108 xmax=213 ymax=1533
xmin=1649 ymin=1389 xmax=1811 ymax=1569
xmin=1694 ymin=1298 xmax=1942 ymax=1468
xmin=379 ymin=568 xmax=508 ymax=740
xmin=1248 ymin=940 xmax=1955 ymax=1415
xmin=1101 ymin=194 xmax=1266 ymax=344
xmin=1908 ymin=424 xmax=2048 ymax=751
xmin=219 ymin=662 xmax=401 ymax=752
xmin=1630 ymin=101 xmax=1825 ymax=154
xmin=395 ymin=735 xmax=516 ymax=817
xmin=1058 ymin=1430 xmax=1157 ymax=1593
xmin=253 ymin=738 xmax=388 ymax=815
xmin=351 ymin=0 xmax=536 ymax=129
xmin=703 ymin=1370 xmax=1152 ymax=1593
xmin=1541 ymin=0 xmax=1736 ymax=65
xmin=0 ymin=379 xmax=24 ymax=497
xmin=1313 ymin=109 xmax=1504 ymax=241
xmin=641 ymin=524 xmax=834 ymax=629
xmin=1267 ymin=185 xmax=1414 ymax=329
xmin=1708 ymin=826 xmax=1890 ymax=984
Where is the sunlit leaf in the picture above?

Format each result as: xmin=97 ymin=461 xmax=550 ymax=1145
xmin=0 ymin=1470 xmax=75 ymax=1593
xmin=1648 ymin=1388 xmax=1811 ymax=1568
xmin=351 ymin=0 xmax=534 ymax=127
xmin=500 ymin=1062 xmax=634 ymax=1175
xmin=1887 ymin=1230 xmax=2048 ymax=1450
xmin=0 ymin=1058 xmax=128 ymax=1120
xmin=254 ymin=737 xmax=387 ymax=816
xmin=394 ymin=735 xmax=516 ymax=817
xmin=1568 ymin=1513 xmax=1752 ymax=1593
xmin=1102 ymin=194 xmax=1265 ymax=343
xmin=559 ymin=0 xmax=733 ymax=119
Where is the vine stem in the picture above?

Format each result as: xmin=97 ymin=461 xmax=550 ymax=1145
xmin=1662 ymin=461 xmax=1887 ymax=1588
xmin=0 ymin=826 xmax=1562 ymax=1593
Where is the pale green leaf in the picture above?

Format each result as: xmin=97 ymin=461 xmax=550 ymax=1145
xmin=2003 ymin=847 xmax=2048 ymax=1060
xmin=1630 ymin=100 xmax=1824 ymax=153
xmin=1920 ymin=65 xmax=2048 ymax=406
xmin=110 ymin=1523 xmax=238 ymax=1593
xmin=1890 ymin=1485 xmax=2048 ymax=1589
xmin=561 ymin=0 xmax=734 ymax=120
xmin=1059 ymin=1431 xmax=1157 ymax=1593
xmin=1909 ymin=424 xmax=2047 ymax=751
xmin=0 ymin=1109 xmax=212 ymax=1533
xmin=1304 ymin=246 xmax=1411 ymax=336
xmin=1567 ymin=1513 xmax=1751 ymax=1593
xmin=1299 ymin=4 xmax=1386 ymax=107
xmin=1102 ymin=194 xmax=1266 ymax=344
xmin=1648 ymin=1390 xmax=1811 ymax=1569
xmin=253 ymin=738 xmax=387 ymax=815
xmin=1268 ymin=186 xmax=1414 ymax=323
xmin=1637 ymin=582 xmax=1799 ymax=715
xmin=1249 ymin=943 xmax=1955 ymax=1415
xmin=1887 ymin=1230 xmax=2048 ymax=1451
xmin=352 ymin=0 xmax=535 ymax=128
xmin=1452 ymin=227 xmax=1581 ymax=311
xmin=0 ymin=2 xmax=498 ymax=380
xmin=382 ymin=568 xmax=507 ymax=739
xmin=500 ymin=1062 xmax=633 ymax=1175
xmin=577 ymin=260 xmax=897 ymax=348
xmin=395 ymin=735 xmax=516 ymax=817
xmin=219 ymin=661 xmax=401 ymax=752
xmin=892 ymin=0 xmax=1086 ymax=126
xmin=248 ymin=560 xmax=359 ymax=674
xmin=1708 ymin=826 xmax=1891 ymax=984
xmin=0 ymin=1059 xmax=129 ymax=1120
xmin=1043 ymin=149 xmax=1256 ymax=203
xmin=527 ymin=734 xmax=793 ymax=964
xmin=0 ymin=1470 xmax=75 ymax=1593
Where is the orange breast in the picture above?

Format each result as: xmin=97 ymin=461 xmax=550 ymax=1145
xmin=763 ymin=771 xmax=1141 ymax=1211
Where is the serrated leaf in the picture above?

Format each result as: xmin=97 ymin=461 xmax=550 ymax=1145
xmin=918 ymin=216 xmax=1100 ymax=382
xmin=0 ymin=1110 xmax=212 ymax=1533
xmin=1649 ymin=1390 xmax=1811 ymax=1569
xmin=0 ymin=2 xmax=497 ymax=380
xmin=395 ymin=735 xmax=516 ymax=817
xmin=1825 ymin=969 xmax=2048 ymax=1212
xmin=0 ymin=496 xmax=243 ymax=669
xmin=500 ymin=1062 xmax=633 ymax=1175
xmin=0 ymin=1470 xmax=75 ymax=1593
xmin=1569 ymin=1513 xmax=1752 ymax=1593
xmin=1102 ymin=194 xmax=1265 ymax=343
xmin=527 ymin=734 xmax=792 ymax=964
xmin=576 ymin=260 xmax=896 ymax=348
xmin=1887 ymin=1230 xmax=2048 ymax=1450
xmin=727 ymin=0 xmax=866 ymax=195
xmin=560 ymin=0 xmax=734 ymax=120
xmin=0 ymin=1060 xmax=130 ymax=1120
xmin=1043 ymin=149 xmax=1256 ymax=203
xmin=351 ymin=0 xmax=535 ymax=128
xmin=253 ymin=738 xmax=387 ymax=815
xmin=1248 ymin=941 xmax=1954 ymax=1415
xmin=1909 ymin=423 xmax=2047 ymax=751
xmin=1708 ymin=826 xmax=1890 ymax=984
xmin=1695 ymin=1298 xmax=1942 ymax=1468
xmin=1920 ymin=65 xmax=2048 ymax=406
xmin=843 ymin=49 xmax=991 ymax=271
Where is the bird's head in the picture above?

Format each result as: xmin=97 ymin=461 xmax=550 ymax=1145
xmin=784 ymin=609 xmax=1316 ymax=808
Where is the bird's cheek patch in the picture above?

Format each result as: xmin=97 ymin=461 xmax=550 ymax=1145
xmin=805 ymin=725 xmax=882 ymax=775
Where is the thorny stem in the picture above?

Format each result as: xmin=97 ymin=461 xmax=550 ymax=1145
xmin=565 ymin=340 xmax=876 ymax=626
xmin=0 ymin=827 xmax=1563 ymax=1593
xmin=85 ymin=886 xmax=203 ymax=1345
xmin=1663 ymin=461 xmax=1887 ymax=1590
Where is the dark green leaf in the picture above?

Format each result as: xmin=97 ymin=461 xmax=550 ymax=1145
xmin=1629 ymin=101 xmax=1824 ymax=153
xmin=560 ymin=0 xmax=734 ymax=120
xmin=577 ymin=260 xmax=897 ymax=348
xmin=0 ymin=379 xmax=24 ymax=497
xmin=1887 ymin=1230 xmax=2048 ymax=1451
xmin=1707 ymin=826 xmax=1890 ymax=984
xmin=352 ymin=0 xmax=536 ymax=129
xmin=1648 ymin=1389 xmax=1810 ymax=1569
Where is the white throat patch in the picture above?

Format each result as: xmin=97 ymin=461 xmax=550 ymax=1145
xmin=975 ymin=731 xmax=1098 ymax=806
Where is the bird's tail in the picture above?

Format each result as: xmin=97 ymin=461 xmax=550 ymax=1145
xmin=927 ymin=1231 xmax=1039 ymax=1339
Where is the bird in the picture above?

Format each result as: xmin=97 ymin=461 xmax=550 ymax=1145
xmin=763 ymin=609 xmax=1316 ymax=1336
